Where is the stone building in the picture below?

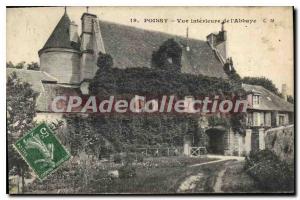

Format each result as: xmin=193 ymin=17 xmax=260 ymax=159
xmin=9 ymin=9 xmax=229 ymax=120
xmin=7 ymin=10 xmax=294 ymax=156
xmin=241 ymin=83 xmax=294 ymax=154
xmin=198 ymin=83 xmax=293 ymax=156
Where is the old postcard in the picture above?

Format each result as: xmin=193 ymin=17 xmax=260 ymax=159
xmin=6 ymin=6 xmax=294 ymax=194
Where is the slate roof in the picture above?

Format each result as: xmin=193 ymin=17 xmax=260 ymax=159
xmin=6 ymin=68 xmax=81 ymax=112
xmin=242 ymin=83 xmax=294 ymax=112
xmin=38 ymin=13 xmax=80 ymax=55
xmin=6 ymin=68 xmax=57 ymax=91
xmin=15 ymin=14 xmax=231 ymax=112
xmin=38 ymin=14 xmax=227 ymax=78
xmin=99 ymin=21 xmax=228 ymax=78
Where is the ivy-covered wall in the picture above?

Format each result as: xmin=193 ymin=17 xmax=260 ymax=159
xmin=64 ymin=39 xmax=246 ymax=155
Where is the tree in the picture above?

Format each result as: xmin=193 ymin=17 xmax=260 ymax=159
xmin=242 ymin=76 xmax=281 ymax=96
xmin=15 ymin=62 xmax=26 ymax=69
xmin=27 ymin=62 xmax=40 ymax=71
xmin=223 ymin=57 xmax=242 ymax=91
xmin=6 ymin=61 xmax=14 ymax=68
xmin=7 ymin=72 xmax=38 ymax=193
xmin=6 ymin=61 xmax=40 ymax=70
xmin=287 ymin=95 xmax=294 ymax=104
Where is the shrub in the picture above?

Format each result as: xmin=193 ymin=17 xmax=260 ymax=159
xmin=119 ymin=164 xmax=136 ymax=179
xmin=88 ymin=169 xmax=114 ymax=193
xmin=233 ymin=150 xmax=239 ymax=156
xmin=244 ymin=150 xmax=294 ymax=191
xmin=240 ymin=151 xmax=247 ymax=157
xmin=100 ymin=146 xmax=114 ymax=160
xmin=124 ymin=153 xmax=136 ymax=164
xmin=250 ymin=149 xmax=279 ymax=162
xmin=136 ymin=153 xmax=144 ymax=163
xmin=113 ymin=154 xmax=122 ymax=163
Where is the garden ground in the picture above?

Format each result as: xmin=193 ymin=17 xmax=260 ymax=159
xmin=18 ymin=155 xmax=267 ymax=194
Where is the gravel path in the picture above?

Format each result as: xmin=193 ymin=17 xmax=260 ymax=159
xmin=177 ymin=155 xmax=243 ymax=193
xmin=213 ymin=169 xmax=226 ymax=192
xmin=177 ymin=173 xmax=204 ymax=192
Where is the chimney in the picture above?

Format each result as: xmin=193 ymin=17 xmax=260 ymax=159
xmin=206 ymin=21 xmax=227 ymax=62
xmin=281 ymin=84 xmax=287 ymax=101
xmin=80 ymin=12 xmax=98 ymax=82
xmin=80 ymin=12 xmax=97 ymax=52
xmin=206 ymin=33 xmax=217 ymax=47
xmin=81 ymin=12 xmax=97 ymax=34
xmin=69 ymin=21 xmax=79 ymax=43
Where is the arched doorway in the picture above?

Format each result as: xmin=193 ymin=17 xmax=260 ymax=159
xmin=206 ymin=128 xmax=225 ymax=155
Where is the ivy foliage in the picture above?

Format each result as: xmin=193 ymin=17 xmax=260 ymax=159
xmin=65 ymin=114 xmax=203 ymax=154
xmin=151 ymin=38 xmax=182 ymax=72
xmin=208 ymin=115 xmax=231 ymax=128
xmin=89 ymin=67 xmax=234 ymax=98
xmin=66 ymin=39 xmax=246 ymax=154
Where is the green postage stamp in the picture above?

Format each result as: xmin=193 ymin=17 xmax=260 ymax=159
xmin=14 ymin=123 xmax=71 ymax=180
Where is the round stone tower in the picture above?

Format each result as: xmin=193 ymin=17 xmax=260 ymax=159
xmin=38 ymin=11 xmax=81 ymax=84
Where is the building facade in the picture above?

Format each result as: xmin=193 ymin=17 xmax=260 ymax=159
xmin=7 ymin=10 xmax=294 ymax=156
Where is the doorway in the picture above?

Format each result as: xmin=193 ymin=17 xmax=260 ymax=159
xmin=206 ymin=128 xmax=225 ymax=155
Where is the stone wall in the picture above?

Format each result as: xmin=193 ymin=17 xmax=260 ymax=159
xmin=224 ymin=129 xmax=255 ymax=157
xmin=224 ymin=128 xmax=234 ymax=155
xmin=264 ymin=125 xmax=294 ymax=162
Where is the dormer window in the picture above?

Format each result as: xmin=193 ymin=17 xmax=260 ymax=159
xmin=253 ymin=95 xmax=260 ymax=105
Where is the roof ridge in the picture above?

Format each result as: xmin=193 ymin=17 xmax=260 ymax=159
xmin=242 ymin=83 xmax=294 ymax=111
xmin=99 ymin=19 xmax=227 ymax=78
xmin=99 ymin=20 xmax=207 ymax=43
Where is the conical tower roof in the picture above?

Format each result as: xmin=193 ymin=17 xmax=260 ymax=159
xmin=39 ymin=12 xmax=80 ymax=54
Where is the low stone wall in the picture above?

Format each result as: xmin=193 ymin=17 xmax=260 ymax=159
xmin=264 ymin=125 xmax=294 ymax=162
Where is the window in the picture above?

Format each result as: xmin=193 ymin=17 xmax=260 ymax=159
xmin=265 ymin=112 xmax=271 ymax=126
xmin=260 ymin=113 xmax=264 ymax=126
xmin=253 ymin=112 xmax=259 ymax=126
xmin=247 ymin=113 xmax=253 ymax=126
xmin=279 ymin=115 xmax=285 ymax=126
xmin=253 ymin=112 xmax=264 ymax=126
xmin=253 ymin=95 xmax=260 ymax=105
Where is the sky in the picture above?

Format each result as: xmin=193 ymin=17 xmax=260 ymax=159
xmin=6 ymin=7 xmax=294 ymax=95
